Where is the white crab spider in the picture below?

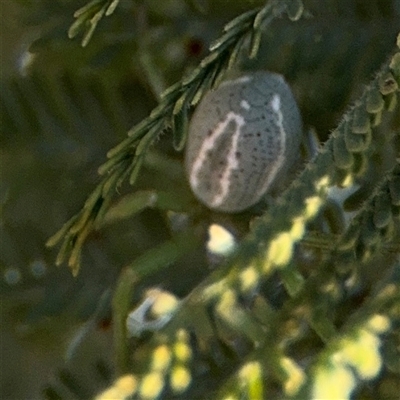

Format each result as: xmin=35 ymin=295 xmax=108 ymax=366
xmin=185 ymin=71 xmax=302 ymax=213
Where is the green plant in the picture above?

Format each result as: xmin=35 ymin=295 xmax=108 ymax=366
xmin=1 ymin=0 xmax=400 ymax=399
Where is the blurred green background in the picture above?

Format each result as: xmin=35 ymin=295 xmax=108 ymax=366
xmin=1 ymin=0 xmax=399 ymax=398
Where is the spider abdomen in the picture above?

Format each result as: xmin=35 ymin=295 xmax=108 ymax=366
xmin=185 ymin=71 xmax=302 ymax=212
